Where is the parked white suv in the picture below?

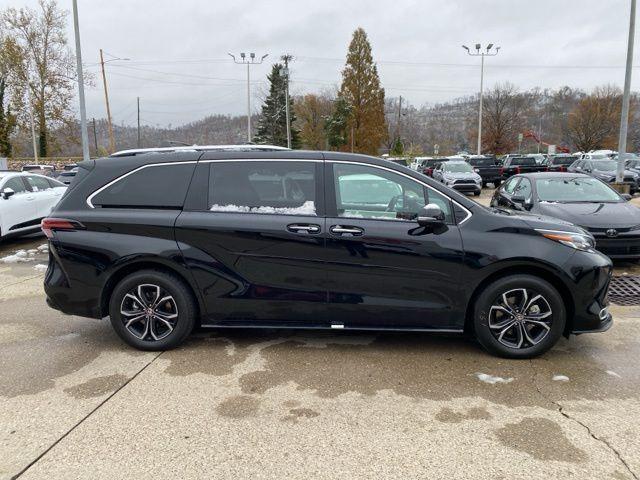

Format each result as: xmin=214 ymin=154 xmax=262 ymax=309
xmin=0 ymin=172 xmax=66 ymax=239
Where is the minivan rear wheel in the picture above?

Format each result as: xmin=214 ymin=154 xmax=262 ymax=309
xmin=473 ymin=274 xmax=566 ymax=358
xmin=109 ymin=270 xmax=196 ymax=351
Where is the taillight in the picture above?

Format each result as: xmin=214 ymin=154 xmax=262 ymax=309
xmin=499 ymin=167 xmax=504 ymax=175
xmin=560 ymin=166 xmax=566 ymax=172
xmin=41 ymin=218 xmax=84 ymax=239
xmin=515 ymin=166 xmax=521 ymax=174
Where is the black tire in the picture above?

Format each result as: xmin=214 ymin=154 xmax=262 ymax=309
xmin=474 ymin=190 xmax=481 ymax=196
xmin=109 ymin=269 xmax=196 ymax=351
xmin=473 ymin=274 xmax=566 ymax=359
xmin=482 ymin=182 xmax=487 ymax=188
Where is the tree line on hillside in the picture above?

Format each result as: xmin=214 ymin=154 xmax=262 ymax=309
xmin=0 ymin=0 xmax=638 ymax=159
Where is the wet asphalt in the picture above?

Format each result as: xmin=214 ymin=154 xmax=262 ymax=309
xmin=0 ymin=190 xmax=639 ymax=479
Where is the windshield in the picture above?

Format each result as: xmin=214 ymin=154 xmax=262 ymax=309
xmin=592 ymin=160 xmax=617 ymax=171
xmin=511 ymin=157 xmax=536 ymax=166
xmin=536 ymin=177 xmax=622 ymax=203
xmin=444 ymin=162 xmax=473 ymax=173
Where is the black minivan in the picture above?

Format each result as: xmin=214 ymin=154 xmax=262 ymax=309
xmin=43 ymin=147 xmax=613 ymax=358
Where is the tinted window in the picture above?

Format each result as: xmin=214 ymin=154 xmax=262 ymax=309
xmin=510 ymin=157 xmax=536 ymax=166
xmin=333 ymin=163 xmax=452 ymax=223
xmin=47 ymin=178 xmax=65 ymax=188
xmin=551 ymin=156 xmax=577 ymax=165
xmin=503 ymin=177 xmax=519 ymax=194
xmin=469 ymin=158 xmax=497 ymax=166
xmin=25 ymin=175 xmax=51 ymax=192
xmin=3 ymin=177 xmax=27 ymax=194
xmin=92 ymin=163 xmax=195 ymax=208
xmin=208 ymin=161 xmax=316 ymax=215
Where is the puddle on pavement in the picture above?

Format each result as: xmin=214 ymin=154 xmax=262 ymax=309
xmin=162 ymin=336 xmax=253 ymax=377
xmin=216 ymin=395 xmax=261 ymax=418
xmin=63 ymin=373 xmax=129 ymax=399
xmin=495 ymin=417 xmax=587 ymax=463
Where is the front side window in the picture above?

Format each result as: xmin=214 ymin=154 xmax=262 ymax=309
xmin=92 ymin=163 xmax=195 ymax=208
xmin=333 ymin=163 xmax=452 ymax=223
xmin=2 ymin=177 xmax=28 ymax=194
xmin=514 ymin=178 xmax=532 ymax=199
xmin=208 ymin=161 xmax=316 ymax=216
xmin=503 ymin=177 xmax=519 ymax=194
xmin=25 ymin=175 xmax=51 ymax=192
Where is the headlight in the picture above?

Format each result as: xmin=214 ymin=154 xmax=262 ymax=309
xmin=536 ymin=229 xmax=595 ymax=252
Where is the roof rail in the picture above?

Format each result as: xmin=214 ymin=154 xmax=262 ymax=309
xmin=110 ymin=144 xmax=290 ymax=157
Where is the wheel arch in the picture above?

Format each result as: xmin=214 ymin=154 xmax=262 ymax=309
xmin=464 ymin=264 xmax=575 ymax=337
xmin=99 ymin=259 xmax=203 ymax=321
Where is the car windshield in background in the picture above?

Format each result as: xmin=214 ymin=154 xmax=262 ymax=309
xmin=536 ymin=177 xmax=622 ymax=203
xmin=592 ymin=160 xmax=617 ymax=171
xmin=469 ymin=158 xmax=496 ymax=166
xmin=510 ymin=157 xmax=536 ymax=166
xmin=552 ymin=156 xmax=578 ymax=165
xmin=444 ymin=162 xmax=473 ymax=173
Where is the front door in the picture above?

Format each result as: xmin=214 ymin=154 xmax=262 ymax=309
xmin=0 ymin=176 xmax=37 ymax=233
xmin=175 ymin=158 xmax=328 ymax=325
xmin=323 ymin=161 xmax=465 ymax=330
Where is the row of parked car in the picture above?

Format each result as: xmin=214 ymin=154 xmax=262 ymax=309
xmin=394 ymin=151 xmax=640 ymax=261
xmin=20 ymin=163 xmax=79 ymax=185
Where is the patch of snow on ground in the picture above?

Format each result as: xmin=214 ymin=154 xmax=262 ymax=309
xmin=37 ymin=244 xmax=49 ymax=252
xmin=475 ymin=373 xmax=514 ymax=384
xmin=606 ymin=370 xmax=621 ymax=378
xmin=33 ymin=264 xmax=48 ymax=272
xmin=26 ymin=249 xmax=38 ymax=255
xmin=210 ymin=201 xmax=316 ymax=216
xmin=552 ymin=375 xmax=570 ymax=382
xmin=0 ymin=250 xmax=34 ymax=263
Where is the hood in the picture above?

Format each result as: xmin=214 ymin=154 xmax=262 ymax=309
xmin=537 ymin=201 xmax=640 ymax=229
xmin=490 ymin=207 xmax=586 ymax=234
xmin=443 ymin=171 xmax=480 ymax=180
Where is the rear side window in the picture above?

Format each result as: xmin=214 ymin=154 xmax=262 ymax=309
xmin=92 ymin=163 xmax=195 ymax=208
xmin=25 ymin=175 xmax=52 ymax=192
xmin=208 ymin=161 xmax=316 ymax=215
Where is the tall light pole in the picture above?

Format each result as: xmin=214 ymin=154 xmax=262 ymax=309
xmin=72 ymin=0 xmax=89 ymax=162
xmin=616 ymin=0 xmax=636 ymax=185
xmin=229 ymin=52 xmax=268 ymax=143
xmin=462 ymin=43 xmax=500 ymax=155
xmin=99 ymin=50 xmax=129 ymax=153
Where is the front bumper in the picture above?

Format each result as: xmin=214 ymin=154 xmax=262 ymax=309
xmin=593 ymin=234 xmax=640 ymax=259
xmin=448 ymin=182 xmax=481 ymax=193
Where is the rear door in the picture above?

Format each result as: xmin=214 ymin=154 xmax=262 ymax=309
xmin=23 ymin=174 xmax=56 ymax=219
xmin=175 ymin=156 xmax=328 ymax=325
xmin=322 ymin=160 xmax=465 ymax=330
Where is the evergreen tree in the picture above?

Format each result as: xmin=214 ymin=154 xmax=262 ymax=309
xmin=325 ymin=96 xmax=352 ymax=150
xmin=0 ymin=77 xmax=15 ymax=157
xmin=339 ymin=28 xmax=387 ymax=155
xmin=254 ymin=63 xmax=300 ymax=148
xmin=390 ymin=137 xmax=404 ymax=156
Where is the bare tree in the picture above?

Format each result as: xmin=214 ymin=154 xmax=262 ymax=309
xmin=567 ymin=85 xmax=623 ymax=152
xmin=478 ymin=83 xmax=529 ymax=154
xmin=1 ymin=0 xmax=76 ymax=157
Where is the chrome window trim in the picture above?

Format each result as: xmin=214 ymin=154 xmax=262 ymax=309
xmin=86 ymin=161 xmax=198 ymax=208
xmin=327 ymin=160 xmax=473 ymax=225
xmin=199 ymin=158 xmax=322 ymax=163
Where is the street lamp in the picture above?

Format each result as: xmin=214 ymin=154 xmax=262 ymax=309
xmin=616 ymin=0 xmax=636 ymax=185
xmin=229 ymin=52 xmax=268 ymax=143
xmin=462 ymin=43 xmax=500 ymax=155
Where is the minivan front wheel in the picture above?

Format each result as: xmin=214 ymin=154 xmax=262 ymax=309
xmin=473 ymin=275 xmax=566 ymax=358
xmin=109 ymin=270 xmax=196 ymax=350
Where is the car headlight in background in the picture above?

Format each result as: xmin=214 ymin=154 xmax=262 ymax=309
xmin=536 ymin=229 xmax=596 ymax=252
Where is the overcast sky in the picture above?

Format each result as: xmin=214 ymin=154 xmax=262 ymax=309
xmin=2 ymin=0 xmax=639 ymax=127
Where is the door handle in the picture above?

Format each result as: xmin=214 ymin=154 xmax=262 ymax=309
xmin=26 ymin=196 xmax=35 ymax=201
xmin=330 ymin=225 xmax=364 ymax=236
xmin=287 ymin=223 xmax=321 ymax=234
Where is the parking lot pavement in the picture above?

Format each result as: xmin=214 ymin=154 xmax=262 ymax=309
xmin=1 ymin=193 xmax=639 ymax=480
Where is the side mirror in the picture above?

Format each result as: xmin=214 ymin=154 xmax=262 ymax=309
xmin=2 ymin=187 xmax=15 ymax=200
xmin=417 ymin=204 xmax=445 ymax=226
xmin=511 ymin=194 xmax=533 ymax=210
xmin=621 ymin=193 xmax=633 ymax=201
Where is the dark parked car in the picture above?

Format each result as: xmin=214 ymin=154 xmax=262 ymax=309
xmin=500 ymin=156 xmax=548 ymax=180
xmin=545 ymin=155 xmax=579 ymax=172
xmin=491 ymin=172 xmax=640 ymax=259
xmin=432 ymin=160 xmax=482 ymax=195
xmin=43 ymin=148 xmax=612 ymax=358
xmin=55 ymin=167 xmax=79 ymax=185
xmin=568 ymin=158 xmax=638 ymax=194
xmin=467 ymin=155 xmax=502 ymax=187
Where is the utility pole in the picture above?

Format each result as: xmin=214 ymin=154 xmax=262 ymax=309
xmin=92 ymin=117 xmax=98 ymax=154
xmin=616 ymin=0 xmax=636 ymax=185
xmin=72 ymin=0 xmax=90 ymax=162
xmin=26 ymin=85 xmax=38 ymax=164
xmin=99 ymin=49 xmax=115 ymax=153
xmin=137 ymin=97 xmax=141 ymax=148
xmin=229 ymin=52 xmax=268 ymax=143
xmin=397 ymin=95 xmax=403 ymax=144
xmin=281 ymin=54 xmax=293 ymax=149
xmin=462 ymin=43 xmax=500 ymax=155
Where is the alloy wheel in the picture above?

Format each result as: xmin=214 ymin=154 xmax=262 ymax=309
xmin=488 ymin=288 xmax=552 ymax=349
xmin=119 ymin=283 xmax=178 ymax=341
